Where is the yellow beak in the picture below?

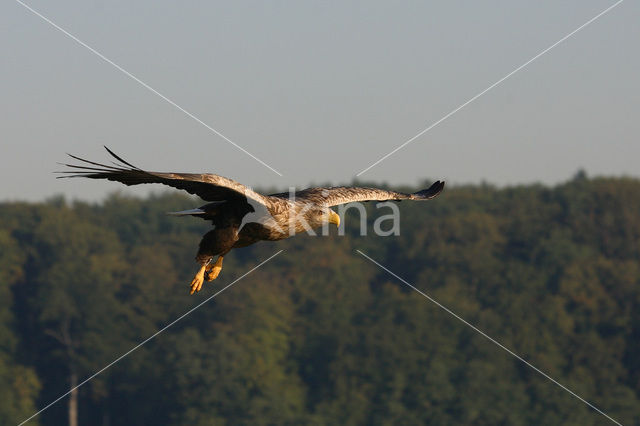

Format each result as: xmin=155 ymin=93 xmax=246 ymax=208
xmin=328 ymin=210 xmax=340 ymax=227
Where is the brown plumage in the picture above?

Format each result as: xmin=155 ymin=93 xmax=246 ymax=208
xmin=59 ymin=147 xmax=444 ymax=293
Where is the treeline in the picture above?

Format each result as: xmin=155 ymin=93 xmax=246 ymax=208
xmin=1 ymin=175 xmax=639 ymax=425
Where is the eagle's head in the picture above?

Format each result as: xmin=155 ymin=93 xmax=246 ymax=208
xmin=304 ymin=206 xmax=340 ymax=229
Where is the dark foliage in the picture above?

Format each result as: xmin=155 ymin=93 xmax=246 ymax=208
xmin=1 ymin=177 xmax=639 ymax=425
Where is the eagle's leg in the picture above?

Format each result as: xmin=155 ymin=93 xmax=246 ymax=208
xmin=205 ymin=256 xmax=224 ymax=282
xmin=190 ymin=227 xmax=237 ymax=294
xmin=189 ymin=259 xmax=210 ymax=295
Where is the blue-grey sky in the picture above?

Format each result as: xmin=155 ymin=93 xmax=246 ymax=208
xmin=1 ymin=0 xmax=638 ymax=201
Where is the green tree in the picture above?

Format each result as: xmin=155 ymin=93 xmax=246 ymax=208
xmin=0 ymin=230 xmax=40 ymax=424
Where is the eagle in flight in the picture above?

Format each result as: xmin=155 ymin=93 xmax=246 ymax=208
xmin=60 ymin=147 xmax=444 ymax=294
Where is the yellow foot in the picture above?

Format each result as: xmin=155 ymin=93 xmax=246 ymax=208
xmin=205 ymin=266 xmax=222 ymax=281
xmin=205 ymin=256 xmax=224 ymax=282
xmin=189 ymin=265 xmax=206 ymax=295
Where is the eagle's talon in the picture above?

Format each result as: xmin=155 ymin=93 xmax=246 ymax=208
xmin=205 ymin=256 xmax=224 ymax=282
xmin=205 ymin=266 xmax=222 ymax=281
xmin=189 ymin=265 xmax=206 ymax=294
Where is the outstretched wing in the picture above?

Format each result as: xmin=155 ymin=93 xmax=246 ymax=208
xmin=282 ymin=181 xmax=445 ymax=207
xmin=57 ymin=146 xmax=267 ymax=204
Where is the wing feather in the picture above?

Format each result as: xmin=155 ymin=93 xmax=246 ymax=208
xmin=57 ymin=147 xmax=267 ymax=204
xmin=283 ymin=181 xmax=444 ymax=206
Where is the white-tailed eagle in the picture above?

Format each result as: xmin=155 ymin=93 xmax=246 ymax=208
xmin=59 ymin=147 xmax=444 ymax=294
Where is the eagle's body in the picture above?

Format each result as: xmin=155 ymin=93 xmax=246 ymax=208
xmin=60 ymin=148 xmax=444 ymax=293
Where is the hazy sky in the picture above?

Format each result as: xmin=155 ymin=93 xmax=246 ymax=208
xmin=1 ymin=0 xmax=638 ymax=201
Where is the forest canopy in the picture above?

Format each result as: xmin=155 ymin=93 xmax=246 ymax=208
xmin=1 ymin=175 xmax=639 ymax=425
